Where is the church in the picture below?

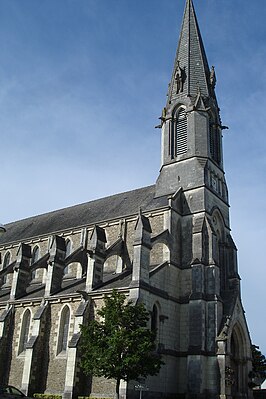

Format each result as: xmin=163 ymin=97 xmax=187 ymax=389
xmin=0 ymin=1 xmax=253 ymax=398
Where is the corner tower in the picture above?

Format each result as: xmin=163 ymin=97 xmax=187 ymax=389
xmin=155 ymin=1 xmax=253 ymax=398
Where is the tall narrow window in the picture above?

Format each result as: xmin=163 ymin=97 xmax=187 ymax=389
xmin=209 ymin=120 xmax=221 ymax=165
xmin=31 ymin=246 xmax=40 ymax=280
xmin=57 ymin=306 xmax=70 ymax=354
xmin=65 ymin=239 xmax=71 ymax=258
xmin=151 ymin=304 xmax=158 ymax=334
xmin=176 ymin=108 xmax=188 ymax=156
xmin=31 ymin=246 xmax=39 ymax=265
xmin=3 ymin=252 xmax=10 ymax=269
xmin=19 ymin=309 xmax=31 ymax=355
xmin=2 ymin=252 xmax=10 ymax=285
xmin=64 ymin=239 xmax=72 ymax=275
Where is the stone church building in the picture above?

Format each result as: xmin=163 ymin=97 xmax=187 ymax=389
xmin=0 ymin=1 xmax=253 ymax=398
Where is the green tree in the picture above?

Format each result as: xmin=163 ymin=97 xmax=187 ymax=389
xmin=251 ymin=345 xmax=266 ymax=377
xmin=249 ymin=345 xmax=266 ymax=388
xmin=80 ymin=290 xmax=163 ymax=399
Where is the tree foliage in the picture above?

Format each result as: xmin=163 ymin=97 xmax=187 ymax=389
xmin=80 ymin=290 xmax=163 ymax=397
xmin=249 ymin=345 xmax=266 ymax=388
xmin=251 ymin=345 xmax=266 ymax=376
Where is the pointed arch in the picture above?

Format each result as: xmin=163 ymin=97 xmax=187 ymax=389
xmin=151 ymin=304 xmax=159 ymax=334
xmin=2 ymin=251 xmax=11 ymax=285
xmin=18 ymin=309 xmax=31 ymax=355
xmin=31 ymin=245 xmax=40 ymax=265
xmin=65 ymin=238 xmax=72 ymax=258
xmin=151 ymin=302 xmax=161 ymax=347
xmin=174 ymin=107 xmax=188 ymax=156
xmin=57 ymin=305 xmax=71 ymax=355
xmin=229 ymin=321 xmax=250 ymax=396
xmin=64 ymin=238 xmax=72 ymax=276
xmin=31 ymin=245 xmax=40 ymax=280
xmin=209 ymin=113 xmax=221 ymax=165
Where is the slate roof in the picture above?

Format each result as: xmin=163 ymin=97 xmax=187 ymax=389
xmin=0 ymin=185 xmax=168 ymax=245
xmin=168 ymin=0 xmax=213 ymax=101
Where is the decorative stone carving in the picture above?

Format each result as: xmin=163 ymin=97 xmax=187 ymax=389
xmin=174 ymin=61 xmax=185 ymax=93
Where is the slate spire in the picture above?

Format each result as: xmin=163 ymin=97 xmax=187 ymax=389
xmin=167 ymin=0 xmax=214 ymax=103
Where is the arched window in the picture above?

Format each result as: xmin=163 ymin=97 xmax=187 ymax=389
xmin=175 ymin=108 xmax=188 ymax=156
xmin=2 ymin=252 xmax=11 ymax=285
xmin=18 ymin=309 xmax=31 ymax=355
xmin=65 ymin=239 xmax=71 ymax=258
xmin=151 ymin=304 xmax=158 ymax=335
xmin=209 ymin=119 xmax=221 ymax=165
xmin=64 ymin=239 xmax=72 ymax=276
xmin=57 ymin=306 xmax=70 ymax=354
xmin=3 ymin=252 xmax=10 ymax=269
xmin=31 ymin=246 xmax=40 ymax=280
xmin=31 ymin=246 xmax=39 ymax=265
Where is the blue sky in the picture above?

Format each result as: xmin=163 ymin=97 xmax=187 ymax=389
xmin=0 ymin=0 xmax=266 ymax=354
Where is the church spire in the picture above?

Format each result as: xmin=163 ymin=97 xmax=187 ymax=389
xmin=156 ymin=0 xmax=226 ymax=201
xmin=167 ymin=0 xmax=214 ymax=103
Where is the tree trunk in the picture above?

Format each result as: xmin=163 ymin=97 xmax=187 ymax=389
xmin=116 ymin=378 xmax=120 ymax=399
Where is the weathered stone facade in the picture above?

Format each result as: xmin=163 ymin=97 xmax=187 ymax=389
xmin=0 ymin=1 xmax=253 ymax=398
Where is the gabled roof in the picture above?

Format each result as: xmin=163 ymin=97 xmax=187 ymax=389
xmin=0 ymin=185 xmax=168 ymax=245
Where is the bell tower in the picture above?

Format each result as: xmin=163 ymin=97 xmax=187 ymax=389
xmin=156 ymin=0 xmax=228 ymax=226
xmin=155 ymin=2 xmax=253 ymax=398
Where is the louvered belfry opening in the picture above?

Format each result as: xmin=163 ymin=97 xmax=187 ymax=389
xmin=209 ymin=121 xmax=221 ymax=165
xmin=176 ymin=108 xmax=188 ymax=156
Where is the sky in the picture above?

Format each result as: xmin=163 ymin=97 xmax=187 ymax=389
xmin=0 ymin=0 xmax=265 ymax=354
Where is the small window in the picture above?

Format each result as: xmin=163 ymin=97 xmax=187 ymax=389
xmin=3 ymin=252 xmax=10 ymax=269
xmin=31 ymin=246 xmax=40 ymax=280
xmin=151 ymin=304 xmax=158 ymax=334
xmin=18 ymin=309 xmax=31 ymax=355
xmin=57 ymin=306 xmax=70 ymax=354
xmin=2 ymin=252 xmax=11 ymax=284
xmin=176 ymin=108 xmax=188 ymax=156
xmin=66 ymin=239 xmax=72 ymax=258
xmin=64 ymin=239 xmax=72 ymax=276
xmin=31 ymin=246 xmax=40 ymax=265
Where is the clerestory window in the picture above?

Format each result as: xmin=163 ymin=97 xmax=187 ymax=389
xmin=31 ymin=245 xmax=40 ymax=280
xmin=64 ymin=239 xmax=72 ymax=275
xmin=18 ymin=309 xmax=31 ymax=355
xmin=2 ymin=252 xmax=11 ymax=285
